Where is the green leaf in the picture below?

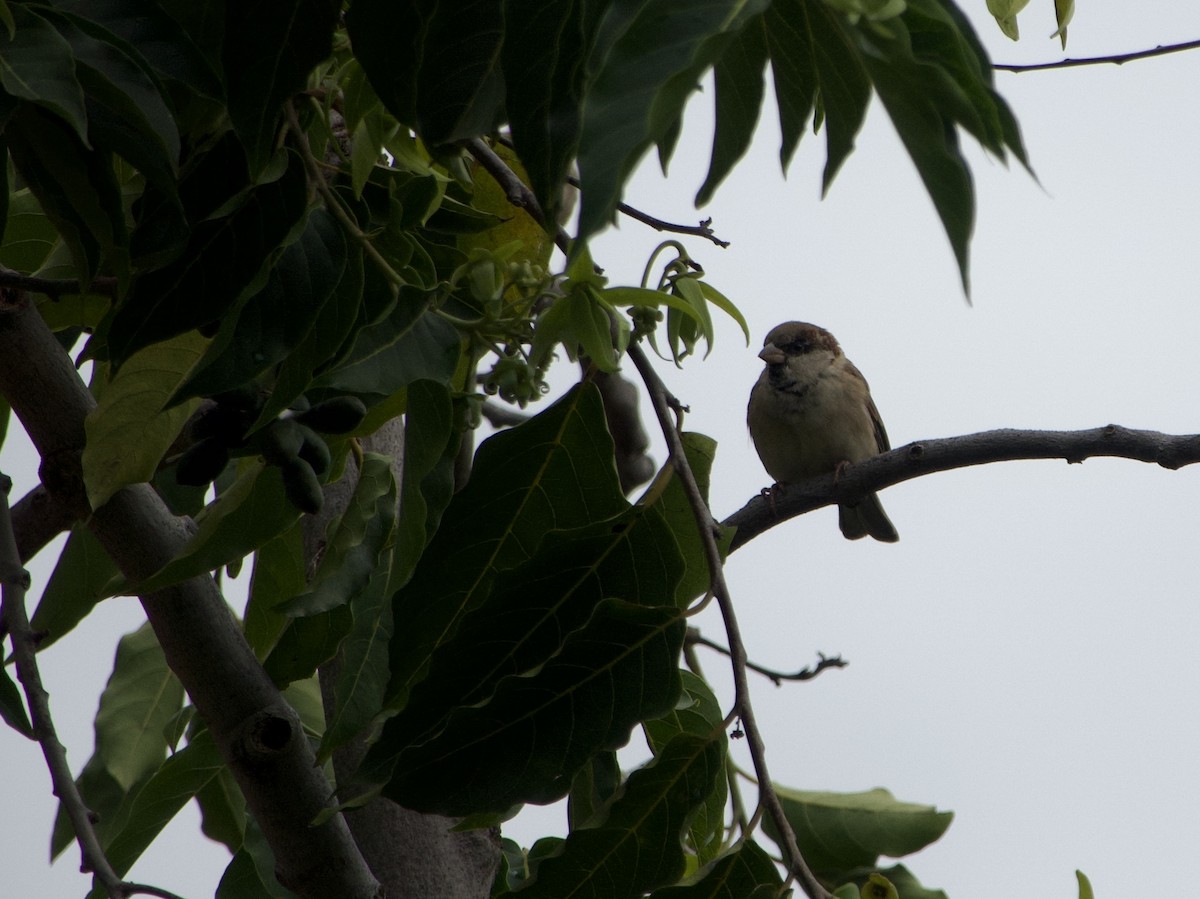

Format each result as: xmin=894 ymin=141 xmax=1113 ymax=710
xmin=384 ymin=383 xmax=627 ymax=708
xmin=243 ymin=524 xmax=307 ymax=659
xmin=764 ymin=787 xmax=953 ymax=877
xmin=0 ymin=187 xmax=60 ymax=274
xmin=253 ymin=240 xmax=365 ymax=429
xmin=30 ymin=524 xmax=121 ymax=650
xmin=380 ymin=599 xmax=687 ymax=816
xmin=41 ymin=8 xmax=181 ymax=192
xmin=92 ymin=624 xmax=184 ymax=791
xmin=855 ymin=865 xmax=947 ymax=899
xmin=576 ymin=0 xmax=770 ymax=245
xmin=82 ymin=332 xmax=207 ymax=509
xmin=172 ymin=207 xmax=347 ymax=403
xmin=567 ymin=751 xmax=622 ymax=831
xmin=767 ymin=0 xmax=871 ymax=186
xmin=5 ymin=102 xmax=123 ymax=282
xmin=96 ymin=729 xmax=225 ymax=879
xmin=195 ymin=764 xmax=246 ymax=852
xmin=1054 ymin=0 xmax=1073 ymax=49
xmin=1076 ymin=869 xmax=1093 ymax=899
xmin=316 ymin=558 xmax=394 ymax=760
xmin=501 ymin=2 xmax=601 ymax=227
xmin=648 ymin=840 xmax=783 ymax=898
xmin=215 ymin=817 xmax=289 ymax=899
xmin=517 ymin=732 xmax=724 ymax=898
xmin=644 ymin=671 xmax=727 ymax=863
xmin=390 ymin=380 xmax=459 ymax=591
xmin=381 ymin=506 xmax=686 ymax=761
xmin=105 ymin=150 xmax=309 ymax=364
xmin=222 ymin=0 xmax=339 ymax=175
xmin=314 ymin=306 xmax=461 ymax=398
xmin=697 ymin=16 xmax=768 ymax=206
xmin=346 ymin=0 xmax=504 ymax=146
xmin=985 ymin=0 xmax=1029 ymax=41
xmin=47 ymin=0 xmax=222 ymax=98
xmin=0 ymin=5 xmax=88 ymax=141
xmin=124 ymin=463 xmax=302 ymax=597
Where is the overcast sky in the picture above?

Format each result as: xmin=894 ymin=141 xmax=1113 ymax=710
xmin=4 ymin=4 xmax=1200 ymax=897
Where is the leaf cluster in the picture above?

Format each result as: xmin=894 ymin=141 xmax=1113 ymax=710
xmin=0 ymin=0 xmax=1034 ymax=896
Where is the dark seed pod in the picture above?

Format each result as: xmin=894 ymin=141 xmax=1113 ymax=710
xmin=280 ymin=457 xmax=324 ymax=514
xmin=295 ymin=425 xmax=332 ymax=477
xmin=259 ymin=419 xmax=305 ymax=466
xmin=296 ymin=396 xmax=368 ymax=434
xmin=175 ymin=437 xmax=231 ymax=486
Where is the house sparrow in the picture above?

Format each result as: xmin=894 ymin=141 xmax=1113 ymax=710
xmin=747 ymin=321 xmax=899 ymax=542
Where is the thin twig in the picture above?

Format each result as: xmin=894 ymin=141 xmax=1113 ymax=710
xmin=465 ymin=138 xmax=573 ymax=256
xmin=285 ymin=101 xmax=405 ymax=290
xmin=627 ymin=343 xmax=831 ymax=899
xmin=0 ymin=473 xmax=129 ymax=898
xmin=995 ymin=38 xmax=1200 ymax=73
xmin=568 ymin=173 xmax=730 ymax=248
xmin=724 ymin=425 xmax=1200 ymax=551
xmin=690 ymin=631 xmax=848 ymax=686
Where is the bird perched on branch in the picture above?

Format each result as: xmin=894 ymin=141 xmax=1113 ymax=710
xmin=747 ymin=321 xmax=899 ymax=543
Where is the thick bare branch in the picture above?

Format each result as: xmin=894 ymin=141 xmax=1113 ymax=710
xmin=725 ymin=425 xmax=1200 ymax=550
xmin=0 ymin=293 xmax=380 ymax=899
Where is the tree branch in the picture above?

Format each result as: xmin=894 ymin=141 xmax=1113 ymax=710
xmin=0 ymin=267 xmax=119 ymax=299
xmin=0 ymin=293 xmax=380 ymax=899
xmin=627 ymin=343 xmax=832 ymax=899
xmin=995 ymin=38 xmax=1200 ymax=73
xmin=11 ymin=483 xmax=77 ymax=562
xmin=724 ymin=425 xmax=1200 ymax=551
xmin=688 ymin=629 xmax=848 ymax=686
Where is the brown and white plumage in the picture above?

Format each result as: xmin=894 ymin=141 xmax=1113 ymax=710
xmin=747 ymin=321 xmax=898 ymax=542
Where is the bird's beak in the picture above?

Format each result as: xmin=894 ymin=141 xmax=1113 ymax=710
xmin=758 ymin=342 xmax=786 ymax=365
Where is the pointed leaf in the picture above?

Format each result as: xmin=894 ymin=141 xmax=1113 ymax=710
xmin=30 ymin=524 xmax=121 ymax=649
xmin=385 ymin=383 xmax=626 ymax=707
xmin=381 ymin=599 xmax=686 ymax=815
xmin=765 ymin=787 xmax=953 ymax=876
xmin=518 ymin=732 xmax=724 ymax=898
xmin=648 ymin=840 xmax=783 ymax=899
xmin=82 ymin=332 xmax=208 ymax=509
xmin=124 ymin=463 xmax=302 ymax=596
xmin=0 ymin=5 xmax=88 ymax=140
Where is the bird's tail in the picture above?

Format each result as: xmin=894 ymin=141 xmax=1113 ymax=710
xmin=839 ymin=493 xmax=899 ymax=543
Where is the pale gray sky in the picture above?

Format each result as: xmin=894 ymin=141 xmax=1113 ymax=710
xmin=4 ymin=4 xmax=1199 ymax=897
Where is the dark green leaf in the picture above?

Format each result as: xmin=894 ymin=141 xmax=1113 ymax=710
xmin=243 ymin=524 xmax=307 ymax=659
xmin=347 ymin=0 xmax=504 ymax=145
xmin=222 ymin=0 xmax=339 ymax=174
xmin=195 ymin=765 xmax=246 ymax=852
xmin=125 ymin=463 xmax=302 ymax=597
xmin=0 ymin=187 xmax=60 ymax=274
xmin=648 ymin=840 xmax=783 ymax=899
xmin=517 ymin=732 xmax=723 ymax=898
xmin=764 ymin=786 xmax=953 ymax=876
xmin=380 ymin=599 xmax=686 ymax=815
xmin=46 ymin=0 xmax=222 ymax=98
xmin=576 ymin=0 xmax=769 ymax=245
xmin=502 ymin=1 xmax=601 ymax=226
xmin=6 ymin=102 xmax=123 ymax=282
xmin=41 ymin=8 xmax=181 ymax=192
xmin=254 ymin=241 xmax=365 ymax=428
xmin=644 ymin=671 xmax=727 ymax=863
xmin=382 ymin=506 xmax=685 ymax=755
xmin=384 ymin=383 xmax=626 ymax=708
xmin=97 ymin=729 xmax=224 ymax=878
xmin=567 ymin=750 xmax=621 ymax=831
xmin=106 ymin=150 xmax=308 ymax=363
xmin=314 ymin=307 xmax=461 ymax=398
xmin=30 ymin=525 xmax=121 ymax=650
xmin=696 ymin=17 xmax=767 ymax=206
xmin=172 ymin=208 xmax=347 ymax=402
xmin=390 ymin=380 xmax=460 ymax=591
xmin=0 ymin=5 xmax=88 ymax=140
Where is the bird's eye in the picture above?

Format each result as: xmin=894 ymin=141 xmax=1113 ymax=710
xmin=784 ymin=339 xmax=808 ymax=354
